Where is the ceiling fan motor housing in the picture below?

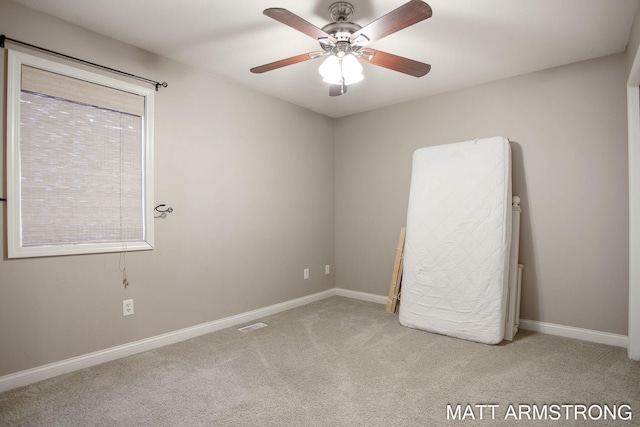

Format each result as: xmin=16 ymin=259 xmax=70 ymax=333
xmin=322 ymin=21 xmax=361 ymax=41
xmin=324 ymin=2 xmax=361 ymax=39
xmin=321 ymin=1 xmax=364 ymax=57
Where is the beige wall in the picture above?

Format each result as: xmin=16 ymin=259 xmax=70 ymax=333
xmin=0 ymin=0 xmax=631 ymax=378
xmin=0 ymin=1 xmax=335 ymax=376
xmin=335 ymin=53 xmax=629 ymax=335
xmin=627 ymin=3 xmax=640 ymax=79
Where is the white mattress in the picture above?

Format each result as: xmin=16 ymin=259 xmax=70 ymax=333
xmin=398 ymin=136 xmax=512 ymax=344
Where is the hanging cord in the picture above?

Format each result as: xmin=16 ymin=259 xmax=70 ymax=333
xmin=119 ymin=114 xmax=129 ymax=288
xmin=120 ymin=247 xmax=129 ymax=288
xmin=0 ymin=35 xmax=167 ymax=91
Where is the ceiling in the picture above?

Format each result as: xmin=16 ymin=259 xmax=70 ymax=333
xmin=10 ymin=0 xmax=640 ymax=118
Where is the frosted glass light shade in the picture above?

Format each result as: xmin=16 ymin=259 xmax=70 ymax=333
xmin=319 ymin=54 xmax=364 ymax=86
xmin=341 ymin=54 xmax=363 ymax=85
xmin=319 ymin=55 xmax=342 ymax=85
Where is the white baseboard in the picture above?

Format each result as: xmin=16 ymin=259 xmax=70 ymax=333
xmin=0 ymin=289 xmax=630 ymax=393
xmin=337 ymin=290 xmax=631 ymax=349
xmin=0 ymin=289 xmax=336 ymax=393
xmin=519 ymin=319 xmax=628 ymax=348
xmin=335 ymin=288 xmax=387 ymax=305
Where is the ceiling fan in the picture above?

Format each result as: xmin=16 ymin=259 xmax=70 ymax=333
xmin=250 ymin=0 xmax=432 ymax=96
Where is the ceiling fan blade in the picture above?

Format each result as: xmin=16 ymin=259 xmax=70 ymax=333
xmin=359 ymin=49 xmax=431 ymax=77
xmin=250 ymin=52 xmax=322 ymax=73
xmin=350 ymin=0 xmax=432 ymax=44
xmin=329 ymin=84 xmax=347 ymax=96
xmin=264 ymin=8 xmax=337 ymax=43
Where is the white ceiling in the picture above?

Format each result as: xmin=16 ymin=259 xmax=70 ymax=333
xmin=11 ymin=0 xmax=640 ymax=118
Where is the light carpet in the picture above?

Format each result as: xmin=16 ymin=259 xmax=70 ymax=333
xmin=0 ymin=296 xmax=638 ymax=426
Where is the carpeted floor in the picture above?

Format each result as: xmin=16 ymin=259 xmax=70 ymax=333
xmin=0 ymin=296 xmax=638 ymax=426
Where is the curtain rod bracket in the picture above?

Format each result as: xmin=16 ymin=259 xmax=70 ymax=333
xmin=0 ymin=34 xmax=167 ymax=91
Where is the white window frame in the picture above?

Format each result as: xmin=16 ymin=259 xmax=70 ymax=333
xmin=6 ymin=50 xmax=154 ymax=258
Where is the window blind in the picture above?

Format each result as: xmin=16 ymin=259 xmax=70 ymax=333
xmin=19 ymin=66 xmax=145 ymax=247
xmin=22 ymin=65 xmax=144 ymax=116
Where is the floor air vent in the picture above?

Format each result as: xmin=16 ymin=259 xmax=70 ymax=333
xmin=238 ymin=322 xmax=268 ymax=333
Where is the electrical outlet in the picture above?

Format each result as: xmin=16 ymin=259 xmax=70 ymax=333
xmin=325 ymin=264 xmax=330 ymax=275
xmin=123 ymin=299 xmax=134 ymax=316
xmin=303 ymin=268 xmax=309 ymax=280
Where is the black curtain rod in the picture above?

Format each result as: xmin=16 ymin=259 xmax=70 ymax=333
xmin=0 ymin=35 xmax=168 ymax=91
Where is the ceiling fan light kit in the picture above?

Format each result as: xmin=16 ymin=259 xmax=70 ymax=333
xmin=319 ymin=53 xmax=364 ymax=85
xmin=250 ymin=0 xmax=433 ymax=96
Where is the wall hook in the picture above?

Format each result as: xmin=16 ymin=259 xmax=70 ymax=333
xmin=155 ymin=204 xmax=173 ymax=219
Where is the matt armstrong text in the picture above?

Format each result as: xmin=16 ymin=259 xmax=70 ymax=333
xmin=446 ymin=403 xmax=633 ymax=422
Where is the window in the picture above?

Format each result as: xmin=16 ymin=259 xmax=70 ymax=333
xmin=6 ymin=50 xmax=154 ymax=258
